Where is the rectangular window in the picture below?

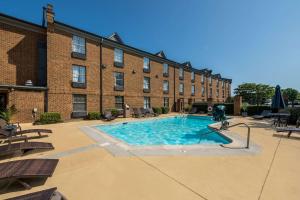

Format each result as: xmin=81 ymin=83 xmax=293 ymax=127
xmin=72 ymin=65 xmax=86 ymax=83
xmin=179 ymin=83 xmax=184 ymax=94
xmin=222 ymin=90 xmax=225 ymax=98
xmin=163 ymin=97 xmax=169 ymax=107
xmin=143 ymin=57 xmax=150 ymax=72
xmin=201 ymin=86 xmax=205 ymax=97
xmin=143 ymin=77 xmax=150 ymax=92
xmin=217 ymin=79 xmax=219 ymax=87
xmin=163 ymin=63 xmax=169 ymax=76
xmin=191 ymin=71 xmax=195 ymax=81
xmin=115 ymin=96 xmax=124 ymax=109
xmin=201 ymin=74 xmax=205 ymax=83
xmin=191 ymin=85 xmax=195 ymax=95
xmin=179 ymin=67 xmax=184 ymax=79
xmin=163 ymin=80 xmax=169 ymax=93
xmin=209 ymin=77 xmax=212 ymax=85
xmin=216 ymin=89 xmax=219 ymax=97
xmin=144 ymin=97 xmax=150 ymax=109
xmin=114 ymin=48 xmax=123 ymax=66
xmin=114 ymin=72 xmax=124 ymax=91
xmin=209 ymin=88 xmax=212 ymax=98
xmin=222 ymin=81 xmax=224 ymax=88
xmin=72 ymin=35 xmax=86 ymax=54
xmin=72 ymin=94 xmax=87 ymax=112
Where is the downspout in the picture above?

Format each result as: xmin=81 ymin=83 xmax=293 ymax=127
xmin=99 ymin=38 xmax=103 ymax=114
xmin=173 ymin=65 xmax=176 ymax=112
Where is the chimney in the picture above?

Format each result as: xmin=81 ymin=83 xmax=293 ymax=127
xmin=46 ymin=4 xmax=54 ymax=24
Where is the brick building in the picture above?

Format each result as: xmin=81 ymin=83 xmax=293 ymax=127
xmin=0 ymin=5 xmax=232 ymax=122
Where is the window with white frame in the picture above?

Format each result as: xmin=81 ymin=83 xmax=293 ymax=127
xmin=115 ymin=96 xmax=124 ymax=109
xmin=216 ymin=89 xmax=219 ymax=97
xmin=217 ymin=79 xmax=219 ymax=87
xmin=144 ymin=97 xmax=150 ymax=109
xmin=209 ymin=88 xmax=212 ymax=97
xmin=209 ymin=77 xmax=212 ymax=85
xmin=72 ymin=65 xmax=86 ymax=83
xmin=163 ymin=63 xmax=169 ymax=75
xmin=72 ymin=35 xmax=85 ymax=54
xmin=201 ymin=74 xmax=204 ymax=83
xmin=191 ymin=71 xmax=195 ymax=81
xmin=72 ymin=94 xmax=86 ymax=112
xmin=179 ymin=67 xmax=184 ymax=79
xmin=191 ymin=85 xmax=195 ymax=95
xmin=222 ymin=90 xmax=225 ymax=98
xmin=163 ymin=80 xmax=169 ymax=92
xmin=143 ymin=77 xmax=150 ymax=90
xmin=201 ymin=86 xmax=205 ymax=97
xmin=114 ymin=48 xmax=123 ymax=63
xmin=143 ymin=57 xmax=150 ymax=71
xmin=163 ymin=97 xmax=169 ymax=107
xmin=179 ymin=83 xmax=184 ymax=94
xmin=114 ymin=72 xmax=124 ymax=89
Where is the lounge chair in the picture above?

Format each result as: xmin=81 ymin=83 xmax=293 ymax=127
xmin=0 ymin=142 xmax=54 ymax=158
xmin=189 ymin=107 xmax=197 ymax=114
xmin=103 ymin=111 xmax=116 ymax=121
xmin=0 ymin=129 xmax=52 ymax=142
xmin=0 ymin=159 xmax=59 ymax=190
xmin=5 ymin=187 xmax=67 ymax=200
xmin=252 ymin=110 xmax=272 ymax=119
xmin=0 ymin=119 xmax=21 ymax=131
xmin=132 ymin=108 xmax=144 ymax=118
xmin=276 ymin=127 xmax=300 ymax=137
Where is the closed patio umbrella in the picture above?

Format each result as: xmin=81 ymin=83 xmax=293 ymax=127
xmin=271 ymin=85 xmax=286 ymax=112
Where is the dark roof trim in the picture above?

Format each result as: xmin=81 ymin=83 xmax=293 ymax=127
xmin=0 ymin=12 xmax=45 ymax=34
xmin=0 ymin=85 xmax=48 ymax=91
xmin=54 ymin=21 xmax=102 ymax=42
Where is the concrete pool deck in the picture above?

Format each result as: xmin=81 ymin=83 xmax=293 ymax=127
xmin=1 ymin=114 xmax=300 ymax=200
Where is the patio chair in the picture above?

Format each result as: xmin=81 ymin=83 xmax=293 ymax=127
xmin=0 ymin=119 xmax=21 ymax=131
xmin=147 ymin=108 xmax=158 ymax=117
xmin=276 ymin=127 xmax=300 ymax=137
xmin=0 ymin=159 xmax=59 ymax=190
xmin=5 ymin=187 xmax=67 ymax=200
xmin=252 ymin=110 xmax=272 ymax=119
xmin=0 ymin=142 xmax=54 ymax=158
xmin=132 ymin=108 xmax=144 ymax=118
xmin=189 ymin=107 xmax=197 ymax=114
xmin=103 ymin=111 xmax=116 ymax=121
xmin=0 ymin=129 xmax=52 ymax=142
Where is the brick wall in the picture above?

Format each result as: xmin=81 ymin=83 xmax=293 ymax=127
xmin=47 ymin=27 xmax=100 ymax=119
xmin=0 ymin=22 xmax=45 ymax=86
xmin=8 ymin=90 xmax=45 ymax=123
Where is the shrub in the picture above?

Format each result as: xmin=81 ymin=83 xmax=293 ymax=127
xmin=287 ymin=107 xmax=300 ymax=124
xmin=153 ymin=107 xmax=162 ymax=115
xmin=213 ymin=103 xmax=234 ymax=115
xmin=192 ymin=103 xmax=208 ymax=113
xmin=37 ymin=112 xmax=62 ymax=124
xmin=110 ymin=109 xmax=119 ymax=116
xmin=87 ymin=112 xmax=101 ymax=120
xmin=161 ymin=107 xmax=169 ymax=114
xmin=0 ymin=105 xmax=18 ymax=122
xmin=184 ymin=104 xmax=192 ymax=112
xmin=246 ymin=105 xmax=271 ymax=116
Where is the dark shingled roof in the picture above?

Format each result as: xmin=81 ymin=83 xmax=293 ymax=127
xmin=108 ymin=32 xmax=124 ymax=44
xmin=155 ymin=51 xmax=166 ymax=58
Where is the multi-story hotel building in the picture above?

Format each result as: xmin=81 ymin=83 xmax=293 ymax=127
xmin=0 ymin=5 xmax=232 ymax=122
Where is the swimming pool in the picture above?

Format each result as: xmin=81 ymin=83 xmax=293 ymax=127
xmin=95 ymin=116 xmax=231 ymax=146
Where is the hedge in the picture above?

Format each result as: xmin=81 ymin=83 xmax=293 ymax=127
xmin=153 ymin=107 xmax=162 ymax=115
xmin=87 ymin=112 xmax=101 ymax=120
xmin=287 ymin=107 xmax=300 ymax=124
xmin=36 ymin=112 xmax=62 ymax=124
xmin=246 ymin=105 xmax=271 ymax=116
xmin=161 ymin=107 xmax=169 ymax=114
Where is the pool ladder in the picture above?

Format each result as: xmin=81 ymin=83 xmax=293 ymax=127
xmin=221 ymin=122 xmax=251 ymax=149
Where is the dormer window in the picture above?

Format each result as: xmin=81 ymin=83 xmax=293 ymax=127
xmin=179 ymin=68 xmax=184 ymax=80
xmin=143 ymin=57 xmax=150 ymax=73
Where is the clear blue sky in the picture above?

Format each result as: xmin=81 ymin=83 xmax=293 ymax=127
xmin=1 ymin=0 xmax=300 ymax=92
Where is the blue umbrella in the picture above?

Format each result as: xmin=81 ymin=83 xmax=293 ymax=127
xmin=271 ymin=85 xmax=286 ymax=111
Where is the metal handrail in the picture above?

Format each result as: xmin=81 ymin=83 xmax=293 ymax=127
xmin=224 ymin=122 xmax=251 ymax=148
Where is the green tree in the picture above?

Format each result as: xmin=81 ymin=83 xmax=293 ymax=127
xmin=282 ymin=88 xmax=299 ymax=107
xmin=234 ymin=83 xmax=274 ymax=105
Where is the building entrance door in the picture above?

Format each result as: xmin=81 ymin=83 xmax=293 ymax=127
xmin=0 ymin=93 xmax=7 ymax=111
xmin=177 ymin=98 xmax=184 ymax=112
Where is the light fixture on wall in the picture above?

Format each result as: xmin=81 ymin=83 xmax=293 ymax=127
xmin=101 ymin=64 xmax=106 ymax=69
xmin=132 ymin=70 xmax=136 ymax=74
xmin=155 ymin=75 xmax=159 ymax=78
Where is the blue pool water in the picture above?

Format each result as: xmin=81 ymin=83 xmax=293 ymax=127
xmin=95 ymin=116 xmax=231 ymax=146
